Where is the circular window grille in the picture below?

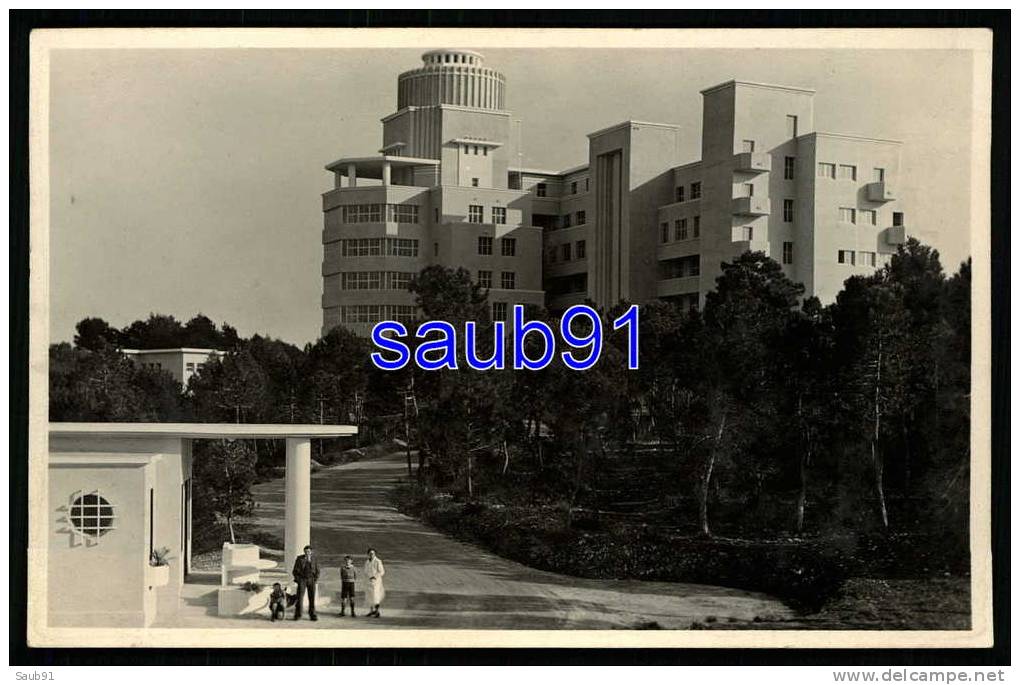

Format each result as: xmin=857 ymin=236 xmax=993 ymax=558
xmin=69 ymin=492 xmax=116 ymax=537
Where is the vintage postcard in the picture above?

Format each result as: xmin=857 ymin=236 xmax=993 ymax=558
xmin=26 ymin=27 xmax=993 ymax=649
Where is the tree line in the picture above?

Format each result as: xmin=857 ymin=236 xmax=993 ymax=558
xmin=50 ymin=238 xmax=970 ymax=542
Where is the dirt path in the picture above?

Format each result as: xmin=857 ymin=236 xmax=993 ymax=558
xmin=172 ymin=451 xmax=793 ymax=629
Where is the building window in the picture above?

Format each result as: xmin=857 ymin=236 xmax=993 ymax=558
xmin=576 ymin=240 xmax=586 ymax=259
xmin=693 ymin=215 xmax=701 ymax=238
xmin=860 ymin=251 xmax=877 ymax=267
xmin=473 ymin=145 xmax=479 ymax=155
xmin=818 ymin=163 xmax=836 ymax=179
xmin=483 ymin=147 xmax=488 ymax=156
xmin=69 ymin=491 xmax=116 ymax=539
xmin=492 ymin=302 xmax=508 ymax=321
xmin=676 ymin=218 xmax=688 ymax=241
xmin=562 ymin=213 xmax=572 ymax=228
xmin=561 ymin=243 xmax=571 ymax=261
xmin=783 ymin=199 xmax=795 ymax=222
xmin=185 ymin=362 xmax=196 ymax=373
xmin=743 ymin=183 xmax=754 ymax=197
xmin=661 ymin=222 xmax=669 ymax=244
xmin=471 ymin=178 xmax=480 ymax=187
xmin=742 ymin=226 xmax=754 ymax=241
xmin=860 ymin=209 xmax=877 ymax=226
xmin=501 ymin=237 xmax=516 ymax=256
xmin=576 ymin=210 xmax=586 ymax=225
xmin=838 ymin=250 xmax=856 ymax=265
xmin=501 ymin=272 xmax=516 ymax=290
xmin=873 ymin=167 xmax=886 ymax=182
xmin=341 ymin=272 xmax=382 ymax=290
xmin=478 ymin=270 xmax=492 ymax=288
xmin=434 ymin=242 xmax=439 ymax=257
xmin=839 ymin=207 xmax=857 ymax=224
xmin=463 ymin=145 xmax=469 ymax=154
xmin=570 ymin=181 xmax=578 ymax=195
xmin=783 ymin=241 xmax=794 ymax=265
xmin=676 ymin=185 xmax=685 ymax=203
xmin=741 ymin=139 xmax=755 ymax=153
xmin=478 ymin=236 xmax=493 ymax=255
xmin=786 ymin=115 xmax=798 ymax=138
xmin=690 ymin=182 xmax=702 ymax=200
xmin=492 ymin=206 xmax=507 ymax=224
xmin=547 ymin=247 xmax=557 ymax=263
xmin=838 ymin=164 xmax=857 ymax=181
xmin=536 ymin=183 xmax=547 ymax=198
xmin=585 ymin=178 xmax=590 ymax=192
xmin=388 ymin=238 xmax=419 ymax=257
xmin=389 ymin=204 xmax=419 ymax=223
xmin=893 ymin=212 xmax=904 ymax=227
xmin=784 ymin=156 xmax=795 ymax=180
xmin=468 ymin=205 xmax=484 ymax=223
xmin=435 ymin=208 xmax=440 ymax=222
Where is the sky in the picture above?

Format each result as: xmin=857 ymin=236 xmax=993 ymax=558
xmin=48 ymin=45 xmax=977 ymax=346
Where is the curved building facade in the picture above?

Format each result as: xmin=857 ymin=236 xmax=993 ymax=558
xmin=396 ymin=50 xmax=506 ymax=111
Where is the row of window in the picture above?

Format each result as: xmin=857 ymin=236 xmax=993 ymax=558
xmin=476 ymin=270 xmax=517 ymax=289
xmin=547 ymin=240 xmax=587 ymax=263
xmin=660 ymin=216 xmax=702 ymax=244
xmin=568 ymin=179 xmax=590 ymax=195
xmin=535 ymin=178 xmax=591 ymax=198
xmin=818 ymin=164 xmax=886 ymax=183
xmin=468 ymin=205 xmax=507 ymax=224
xmin=659 ymin=255 xmax=701 ymax=280
xmin=462 ymin=144 xmax=489 ymax=156
xmin=341 ymin=203 xmax=420 ymax=224
xmin=837 ymin=250 xmax=881 ymax=267
xmin=561 ymin=210 xmax=586 ymax=228
xmin=339 ymin=271 xmax=415 ymax=291
xmin=339 ymin=238 xmax=419 ymax=258
xmin=477 ymin=236 xmax=516 ymax=256
xmin=673 ymin=181 xmax=703 ymax=204
xmin=340 ymin=304 xmax=417 ymax=324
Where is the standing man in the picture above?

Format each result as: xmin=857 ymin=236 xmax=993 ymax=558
xmin=292 ymin=544 xmax=320 ymax=621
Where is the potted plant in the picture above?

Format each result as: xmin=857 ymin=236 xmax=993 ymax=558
xmin=148 ymin=547 xmax=173 ymax=588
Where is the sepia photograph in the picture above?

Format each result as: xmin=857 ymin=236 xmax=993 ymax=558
xmin=23 ymin=25 xmax=994 ymax=651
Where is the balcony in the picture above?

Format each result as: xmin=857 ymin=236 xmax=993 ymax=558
xmin=867 ymin=181 xmax=895 ymax=202
xmin=885 ymin=225 xmax=907 ymax=245
xmin=733 ymin=152 xmax=771 ymax=173
xmin=732 ymin=196 xmax=771 ymax=216
xmin=657 ymin=276 xmax=701 ymax=298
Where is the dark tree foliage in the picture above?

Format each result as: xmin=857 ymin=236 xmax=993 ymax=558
xmin=50 ymin=239 xmax=972 ymax=572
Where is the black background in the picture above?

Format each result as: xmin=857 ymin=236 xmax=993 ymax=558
xmin=9 ymin=9 xmax=1010 ymax=667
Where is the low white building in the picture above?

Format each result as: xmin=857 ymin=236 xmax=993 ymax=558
xmin=119 ymin=348 xmax=226 ymax=386
xmin=43 ymin=423 xmax=357 ymax=629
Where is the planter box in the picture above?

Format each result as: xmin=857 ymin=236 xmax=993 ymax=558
xmin=148 ymin=563 xmax=170 ymax=588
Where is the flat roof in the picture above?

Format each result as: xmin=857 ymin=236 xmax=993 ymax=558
xmin=804 ymin=131 xmax=903 ymax=145
xmin=587 ymin=120 xmax=681 ymax=139
xmin=324 ymin=155 xmax=441 ymax=177
xmin=700 ymin=79 xmax=817 ymax=96
xmin=49 ymin=423 xmax=358 ymax=439
xmin=119 ymin=348 xmax=225 ymax=355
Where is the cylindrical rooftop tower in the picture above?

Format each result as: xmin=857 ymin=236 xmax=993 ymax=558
xmin=397 ymin=49 xmax=506 ymax=110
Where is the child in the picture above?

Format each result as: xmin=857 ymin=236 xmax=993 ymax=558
xmin=268 ymin=582 xmax=287 ymax=622
xmin=339 ymin=555 xmax=357 ymax=617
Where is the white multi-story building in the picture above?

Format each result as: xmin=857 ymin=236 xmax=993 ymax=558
xmin=323 ymin=53 xmax=912 ymax=333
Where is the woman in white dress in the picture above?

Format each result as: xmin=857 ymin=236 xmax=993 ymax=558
xmin=363 ymin=548 xmax=386 ymax=617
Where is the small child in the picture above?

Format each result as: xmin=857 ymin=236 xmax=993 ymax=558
xmin=268 ymin=582 xmax=287 ymax=622
xmin=339 ymin=555 xmax=357 ymax=617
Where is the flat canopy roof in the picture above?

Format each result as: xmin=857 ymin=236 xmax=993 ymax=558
xmin=49 ymin=422 xmax=358 ymax=439
xmin=324 ymin=155 xmax=440 ymax=178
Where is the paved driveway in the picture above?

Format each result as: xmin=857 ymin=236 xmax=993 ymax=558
xmin=171 ymin=451 xmax=792 ymax=630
